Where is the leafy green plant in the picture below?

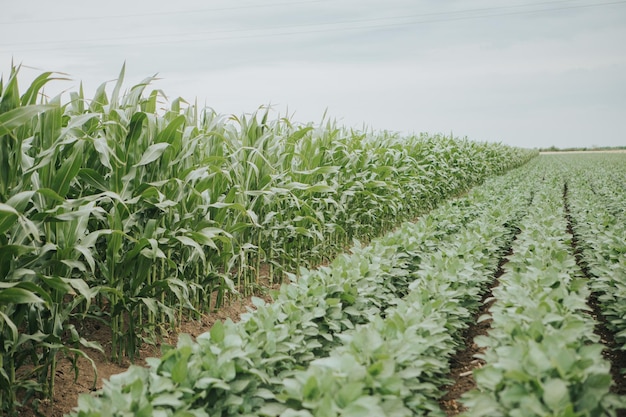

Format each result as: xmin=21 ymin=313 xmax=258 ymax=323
xmin=562 ymin=153 xmax=626 ymax=351
xmin=461 ymin=168 xmax=620 ymax=417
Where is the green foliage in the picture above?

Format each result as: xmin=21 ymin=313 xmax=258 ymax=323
xmin=461 ymin=164 xmax=620 ymax=417
xmin=562 ymin=154 xmax=626 ymax=351
xmin=0 ymin=64 xmax=536 ymax=415
xmin=66 ymin=161 xmax=535 ymax=416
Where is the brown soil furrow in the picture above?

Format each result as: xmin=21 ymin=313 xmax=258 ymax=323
xmin=438 ymin=246 xmax=510 ymax=416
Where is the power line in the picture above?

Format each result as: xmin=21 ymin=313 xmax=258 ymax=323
xmin=0 ymin=0 xmax=332 ymax=25
xmin=1 ymin=0 xmax=624 ymax=53
xmin=0 ymin=0 xmax=603 ymax=28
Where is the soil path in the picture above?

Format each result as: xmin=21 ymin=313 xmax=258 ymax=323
xmin=438 ymin=244 xmax=513 ymax=415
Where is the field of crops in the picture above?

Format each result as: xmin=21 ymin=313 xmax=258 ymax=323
xmin=56 ymin=153 xmax=624 ymax=417
xmin=1 ymin=66 xmax=625 ymax=417
xmin=0 ymin=66 xmax=536 ymax=415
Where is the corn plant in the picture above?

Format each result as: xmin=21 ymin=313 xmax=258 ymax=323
xmin=0 ymin=66 xmax=101 ymax=414
xmin=1 ymin=64 xmax=536 ymax=415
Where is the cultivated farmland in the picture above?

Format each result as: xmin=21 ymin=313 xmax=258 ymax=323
xmin=1 ymin=67 xmax=624 ymax=416
xmin=63 ymin=155 xmax=626 ymax=417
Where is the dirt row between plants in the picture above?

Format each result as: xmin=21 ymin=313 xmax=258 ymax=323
xmin=438 ymin=187 xmax=533 ymax=416
xmin=437 ymin=244 xmax=513 ymax=415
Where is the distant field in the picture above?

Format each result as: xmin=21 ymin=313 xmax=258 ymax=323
xmin=540 ymin=149 xmax=626 ymax=154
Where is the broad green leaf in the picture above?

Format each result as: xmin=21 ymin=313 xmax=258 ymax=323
xmin=542 ymin=378 xmax=569 ymax=411
xmin=20 ymin=71 xmax=60 ymax=105
xmin=0 ymin=311 xmax=19 ymax=349
xmin=51 ymin=141 xmax=85 ymax=197
xmin=0 ymin=203 xmax=18 ymax=234
xmin=171 ymin=349 xmax=191 ymax=384
xmin=5 ymin=190 xmax=35 ymax=212
xmin=156 ymin=114 xmax=186 ymax=144
xmin=302 ymin=375 xmax=319 ymax=400
xmin=134 ymin=143 xmax=170 ymax=167
xmin=78 ymin=168 xmax=109 ymax=191
xmin=211 ymin=320 xmax=225 ymax=343
xmin=342 ymin=396 xmax=384 ymax=417
xmin=0 ymin=287 xmax=45 ymax=304
xmin=336 ymin=382 xmax=364 ymax=408
xmin=0 ymin=104 xmax=54 ymax=136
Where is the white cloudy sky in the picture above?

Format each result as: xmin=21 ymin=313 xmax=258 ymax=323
xmin=2 ymin=0 xmax=625 ymax=148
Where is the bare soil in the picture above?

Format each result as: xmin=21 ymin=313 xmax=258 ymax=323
xmin=439 ymin=218 xmax=522 ymax=416
xmin=438 ymin=286 xmax=495 ymax=415
xmin=588 ymin=294 xmax=626 ymax=395
xmin=438 ymin=255 xmax=507 ymax=415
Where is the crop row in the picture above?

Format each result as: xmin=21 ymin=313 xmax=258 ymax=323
xmin=461 ymin=164 xmax=620 ymax=416
xmin=0 ymin=66 xmax=536 ymax=413
xmin=561 ymin=154 xmax=626 ymax=351
xmin=252 ymin=173 xmax=533 ymax=416
xmin=67 ymin=151 xmax=537 ymax=416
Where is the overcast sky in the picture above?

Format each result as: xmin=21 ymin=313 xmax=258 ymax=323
xmin=2 ymin=0 xmax=625 ymax=148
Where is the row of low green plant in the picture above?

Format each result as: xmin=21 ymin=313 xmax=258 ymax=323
xmin=252 ymin=172 xmax=534 ymax=417
xmin=561 ymin=154 xmax=626 ymax=351
xmin=0 ymin=65 xmax=537 ymax=414
xmin=461 ymin=166 xmax=621 ymax=416
xmin=66 ymin=156 xmax=536 ymax=417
